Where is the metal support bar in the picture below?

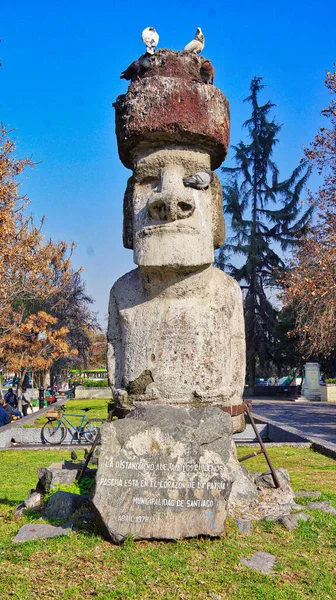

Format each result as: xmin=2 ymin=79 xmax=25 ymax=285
xmin=76 ymin=429 xmax=101 ymax=483
xmin=238 ymin=448 xmax=264 ymax=462
xmin=77 ymin=408 xmax=132 ymax=483
xmin=243 ymin=400 xmax=281 ymax=489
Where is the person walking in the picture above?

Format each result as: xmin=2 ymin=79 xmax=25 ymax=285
xmin=21 ymin=389 xmax=33 ymax=416
xmin=4 ymin=387 xmax=17 ymax=408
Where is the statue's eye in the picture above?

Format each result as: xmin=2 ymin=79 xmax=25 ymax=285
xmin=137 ymin=176 xmax=158 ymax=187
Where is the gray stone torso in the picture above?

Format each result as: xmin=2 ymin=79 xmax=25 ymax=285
xmin=108 ymin=266 xmax=245 ymax=419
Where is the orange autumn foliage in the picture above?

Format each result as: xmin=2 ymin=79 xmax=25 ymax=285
xmin=0 ymin=311 xmax=77 ymax=374
xmin=281 ymin=69 xmax=336 ymax=357
xmin=0 ymin=127 xmax=80 ymax=386
xmin=86 ymin=331 xmax=107 ymax=369
xmin=0 ymin=126 xmax=74 ymax=332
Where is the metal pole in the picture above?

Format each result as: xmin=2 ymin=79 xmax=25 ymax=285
xmin=39 ymin=386 xmax=45 ymax=410
xmin=244 ymin=402 xmax=281 ymax=488
xmin=76 ymin=430 xmax=101 ymax=483
xmin=238 ymin=448 xmax=264 ymax=462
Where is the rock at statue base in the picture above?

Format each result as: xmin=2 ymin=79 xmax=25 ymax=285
xmin=13 ymin=523 xmax=72 ymax=543
xmin=93 ymin=405 xmax=236 ymax=543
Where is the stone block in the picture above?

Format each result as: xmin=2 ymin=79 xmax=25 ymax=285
xmin=37 ymin=461 xmax=80 ymax=493
xmin=227 ymin=466 xmax=259 ymax=516
xmin=93 ymin=405 xmax=239 ymax=543
xmin=229 ymin=467 xmax=295 ymax=521
xmin=253 ymin=468 xmax=290 ymax=489
xmin=294 ymin=491 xmax=321 ymax=499
xmin=320 ymin=384 xmax=336 ymax=402
xmin=236 ymin=519 xmax=252 ymax=534
xmin=305 ymin=501 xmax=336 ymax=514
xmin=36 ymin=461 xmax=97 ymax=494
xmin=240 ymin=551 xmax=275 ymax=574
xmin=74 ymin=387 xmax=111 ymax=399
xmin=24 ymin=491 xmax=43 ymax=509
xmin=279 ymin=512 xmax=312 ymax=530
xmin=45 ymin=491 xmax=90 ymax=520
xmin=13 ymin=523 xmax=71 ymax=542
xmin=302 ymin=362 xmax=321 ymax=400
xmin=14 ymin=503 xmax=26 ymax=518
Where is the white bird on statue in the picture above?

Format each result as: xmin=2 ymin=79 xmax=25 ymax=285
xmin=141 ymin=27 xmax=159 ymax=54
xmin=184 ymin=27 xmax=205 ymax=54
xmin=183 ymin=170 xmax=214 ymax=190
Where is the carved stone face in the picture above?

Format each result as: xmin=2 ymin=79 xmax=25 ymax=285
xmin=128 ymin=148 xmax=222 ymax=268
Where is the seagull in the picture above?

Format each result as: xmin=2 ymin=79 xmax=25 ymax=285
xmin=184 ymin=27 xmax=205 ymax=54
xmin=120 ymin=54 xmax=152 ymax=81
xmin=141 ymin=27 xmax=159 ymax=55
xmin=71 ymin=450 xmax=78 ymax=461
xmin=183 ymin=170 xmax=214 ymax=190
xmin=200 ymin=60 xmax=214 ymax=84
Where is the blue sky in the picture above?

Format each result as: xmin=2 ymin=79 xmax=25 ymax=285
xmin=1 ymin=0 xmax=334 ymax=325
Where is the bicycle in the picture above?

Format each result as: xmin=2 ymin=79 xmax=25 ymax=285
xmin=41 ymin=406 xmax=100 ymax=445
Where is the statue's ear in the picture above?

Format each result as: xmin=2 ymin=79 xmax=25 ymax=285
xmin=123 ymin=176 xmax=134 ymax=249
xmin=211 ymin=172 xmax=225 ymax=249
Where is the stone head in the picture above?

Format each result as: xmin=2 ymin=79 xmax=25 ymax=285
xmin=123 ymin=146 xmax=225 ymax=268
xmin=115 ymin=50 xmax=230 ymax=268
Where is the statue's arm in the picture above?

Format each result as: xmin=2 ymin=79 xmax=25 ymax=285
xmin=107 ymin=289 xmax=129 ymax=404
xmin=230 ymin=281 xmax=246 ymax=391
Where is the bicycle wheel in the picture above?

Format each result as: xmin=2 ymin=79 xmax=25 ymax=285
xmin=42 ymin=419 xmax=67 ymax=445
xmin=83 ymin=422 xmax=99 ymax=444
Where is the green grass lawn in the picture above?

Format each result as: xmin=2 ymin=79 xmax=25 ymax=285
xmin=29 ymin=398 xmax=111 ymax=428
xmin=0 ymin=446 xmax=335 ymax=599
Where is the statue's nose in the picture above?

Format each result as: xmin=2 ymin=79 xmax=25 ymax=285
xmin=147 ymin=169 xmax=195 ymax=222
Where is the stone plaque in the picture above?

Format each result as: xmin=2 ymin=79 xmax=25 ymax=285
xmin=93 ymin=405 xmax=235 ymax=543
xmin=302 ymin=362 xmax=321 ymax=399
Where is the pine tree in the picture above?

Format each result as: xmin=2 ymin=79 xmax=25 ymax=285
xmin=216 ymin=77 xmax=313 ymax=389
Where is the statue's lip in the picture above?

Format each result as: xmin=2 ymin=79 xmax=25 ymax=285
xmin=138 ymin=224 xmax=197 ymax=236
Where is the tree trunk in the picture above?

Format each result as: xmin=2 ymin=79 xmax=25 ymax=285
xmin=247 ymin=359 xmax=255 ymax=392
xmin=44 ymin=370 xmax=51 ymax=388
xmin=16 ymin=369 xmax=27 ymax=413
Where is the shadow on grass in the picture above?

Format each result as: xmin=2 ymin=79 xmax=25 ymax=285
xmin=0 ymin=497 xmax=19 ymax=507
xmin=20 ymin=502 xmax=100 ymax=537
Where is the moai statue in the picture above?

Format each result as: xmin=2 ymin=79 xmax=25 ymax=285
xmin=92 ymin=53 xmax=280 ymax=542
xmin=108 ymin=51 xmax=246 ymax=433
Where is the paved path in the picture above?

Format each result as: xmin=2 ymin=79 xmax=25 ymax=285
xmin=251 ymin=399 xmax=336 ymax=450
